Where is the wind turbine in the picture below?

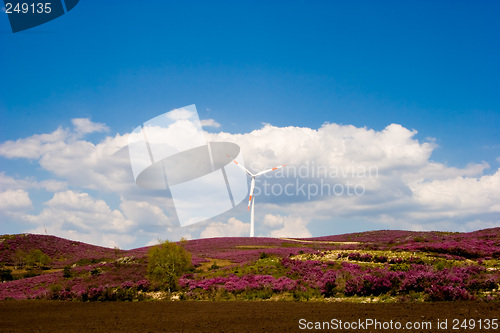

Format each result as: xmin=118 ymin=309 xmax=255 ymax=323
xmin=229 ymin=156 xmax=286 ymax=237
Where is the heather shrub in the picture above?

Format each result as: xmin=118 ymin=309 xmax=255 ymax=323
xmin=348 ymin=252 xmax=361 ymax=261
xmin=389 ymin=258 xmax=403 ymax=264
xmin=373 ymin=255 xmax=388 ymax=263
xmin=344 ymin=270 xmax=399 ymax=296
xmin=359 ymin=253 xmax=373 ymax=262
xmin=319 ymin=270 xmax=337 ymax=297
xmin=407 ymin=256 xmax=424 ymax=265
xmin=135 ymin=279 xmax=151 ymax=291
xmin=121 ymin=280 xmax=134 ymax=289
xmin=425 ymin=285 xmax=472 ymax=301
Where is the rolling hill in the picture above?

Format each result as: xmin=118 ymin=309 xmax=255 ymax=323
xmin=1 ymin=228 xmax=499 ymax=301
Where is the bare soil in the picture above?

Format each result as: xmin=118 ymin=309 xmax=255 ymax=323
xmin=0 ymin=301 xmax=498 ymax=332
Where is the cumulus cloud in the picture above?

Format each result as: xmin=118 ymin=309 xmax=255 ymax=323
xmin=1 ymin=118 xmax=498 ymax=246
xmin=200 ymin=217 xmax=249 ymax=238
xmin=0 ymin=127 xmax=67 ymax=159
xmin=0 ymin=172 xmax=67 ymax=192
xmin=22 ymin=190 xmax=136 ymax=247
xmin=0 ymin=127 xmax=132 ymax=193
xmin=263 ymin=214 xmax=312 ymax=238
xmin=200 ymin=119 xmax=221 ymax=128
xmin=410 ymin=170 xmax=500 ymax=216
xmin=0 ymin=189 xmax=32 ymax=211
xmin=120 ymin=200 xmax=174 ymax=228
xmin=72 ymin=118 xmax=109 ymax=137
xmin=207 ymin=122 xmax=498 ymax=234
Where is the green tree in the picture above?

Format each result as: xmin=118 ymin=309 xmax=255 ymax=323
xmin=147 ymin=240 xmax=192 ymax=291
xmin=25 ymin=249 xmax=51 ymax=269
xmin=12 ymin=249 xmax=27 ymax=269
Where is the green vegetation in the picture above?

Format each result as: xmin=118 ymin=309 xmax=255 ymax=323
xmin=147 ymin=240 xmax=192 ymax=291
xmin=1 ymin=229 xmax=499 ymax=302
xmin=63 ymin=266 xmax=72 ymax=278
xmin=25 ymin=249 xmax=51 ymax=269
xmin=0 ymin=268 xmax=13 ymax=282
xmin=11 ymin=249 xmax=51 ymax=270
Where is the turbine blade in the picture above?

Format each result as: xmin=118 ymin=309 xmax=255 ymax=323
xmin=248 ymin=178 xmax=255 ymax=211
xmin=226 ymin=154 xmax=254 ymax=177
xmin=255 ymin=164 xmax=287 ymax=177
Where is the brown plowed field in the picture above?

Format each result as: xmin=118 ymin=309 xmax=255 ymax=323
xmin=0 ymin=301 xmax=498 ymax=332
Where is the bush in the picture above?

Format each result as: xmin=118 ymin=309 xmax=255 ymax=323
xmin=0 ymin=268 xmax=13 ymax=282
xmin=23 ymin=268 xmax=42 ymax=278
xmin=210 ymin=261 xmax=221 ymax=270
xmin=373 ymin=255 xmax=388 ymax=263
xmin=390 ymin=263 xmax=410 ymax=272
xmin=259 ymin=252 xmax=271 ymax=260
xmin=135 ymin=279 xmax=151 ymax=291
xmin=147 ymin=240 xmax=192 ymax=291
xmin=63 ymin=266 xmax=72 ymax=278
xmin=426 ymin=285 xmax=472 ymax=301
xmin=25 ymin=249 xmax=51 ymax=269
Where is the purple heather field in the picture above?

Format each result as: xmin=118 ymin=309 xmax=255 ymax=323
xmin=0 ymin=228 xmax=499 ymax=302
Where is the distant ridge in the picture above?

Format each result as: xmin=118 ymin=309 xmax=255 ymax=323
xmin=1 ymin=227 xmax=499 ymax=267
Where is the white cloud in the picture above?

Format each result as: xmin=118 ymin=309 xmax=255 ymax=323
xmin=0 ymin=172 xmax=67 ymax=193
xmin=410 ymin=169 xmax=500 ymax=215
xmin=120 ymin=199 xmax=174 ymax=228
xmin=22 ymin=190 xmax=136 ymax=247
xmin=263 ymin=214 xmax=312 ymax=238
xmin=262 ymin=213 xmax=284 ymax=228
xmin=0 ymin=119 xmax=130 ymax=193
xmin=72 ymin=118 xmax=109 ymax=137
xmin=0 ymin=189 xmax=32 ymax=211
xmin=200 ymin=217 xmax=249 ymax=238
xmin=0 ymin=127 xmax=67 ymax=159
xmin=201 ymin=119 xmax=221 ymax=128
xmin=1 ymin=118 xmax=499 ymax=244
xmin=207 ymin=122 xmax=499 ymax=234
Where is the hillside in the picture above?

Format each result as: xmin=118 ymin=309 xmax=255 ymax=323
xmin=0 ymin=234 xmax=118 ymax=268
xmin=0 ymin=228 xmax=499 ymax=301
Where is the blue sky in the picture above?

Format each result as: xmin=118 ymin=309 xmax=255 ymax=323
xmin=1 ymin=1 xmax=499 ymax=248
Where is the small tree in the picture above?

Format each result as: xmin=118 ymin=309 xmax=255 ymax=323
xmin=12 ymin=249 xmax=27 ymax=269
xmin=26 ymin=249 xmax=51 ymax=269
xmin=147 ymin=240 xmax=192 ymax=291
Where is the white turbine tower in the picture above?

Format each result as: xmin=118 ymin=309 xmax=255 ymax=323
xmin=229 ymin=156 xmax=286 ymax=237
